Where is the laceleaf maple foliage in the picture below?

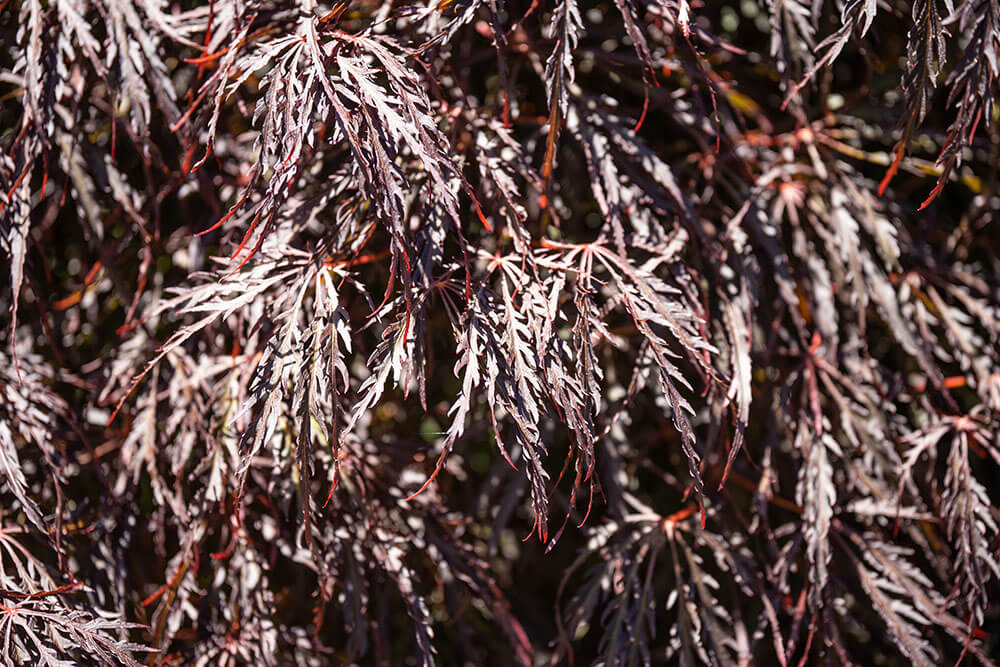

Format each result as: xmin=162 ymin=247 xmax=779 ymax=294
xmin=1 ymin=0 xmax=999 ymax=664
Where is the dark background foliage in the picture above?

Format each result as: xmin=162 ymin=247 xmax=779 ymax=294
xmin=1 ymin=0 xmax=999 ymax=664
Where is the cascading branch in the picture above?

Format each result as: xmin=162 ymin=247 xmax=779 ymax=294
xmin=1 ymin=0 xmax=998 ymax=664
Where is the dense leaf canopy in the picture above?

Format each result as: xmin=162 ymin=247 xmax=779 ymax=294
xmin=1 ymin=0 xmax=999 ymax=664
